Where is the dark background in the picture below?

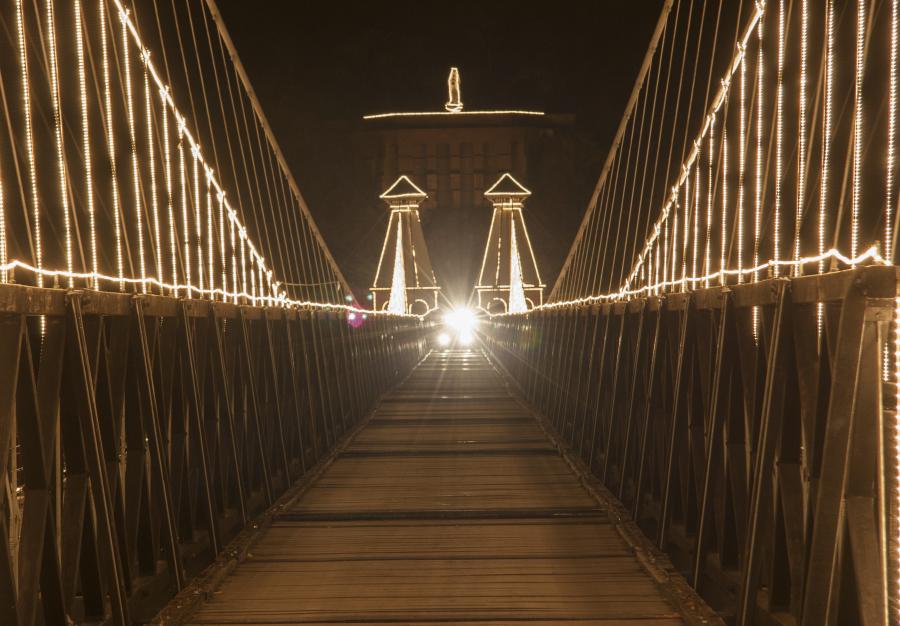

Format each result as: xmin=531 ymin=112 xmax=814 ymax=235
xmin=215 ymin=1 xmax=663 ymax=301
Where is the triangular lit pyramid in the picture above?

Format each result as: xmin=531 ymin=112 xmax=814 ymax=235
xmin=371 ymin=176 xmax=440 ymax=314
xmin=475 ymin=173 xmax=544 ymax=313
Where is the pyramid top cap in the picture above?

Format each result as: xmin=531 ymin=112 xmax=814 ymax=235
xmin=484 ymin=173 xmax=531 ymax=198
xmin=380 ymin=175 xmax=427 ymax=200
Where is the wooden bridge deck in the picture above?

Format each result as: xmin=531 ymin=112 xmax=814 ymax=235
xmin=181 ymin=349 xmax=694 ymax=625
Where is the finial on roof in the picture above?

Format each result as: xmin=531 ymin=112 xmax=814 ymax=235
xmin=445 ymin=67 xmax=463 ymax=113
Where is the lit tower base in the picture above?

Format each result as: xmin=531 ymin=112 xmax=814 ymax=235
xmin=475 ymin=173 xmax=544 ymax=313
xmin=371 ymin=176 xmax=441 ymax=314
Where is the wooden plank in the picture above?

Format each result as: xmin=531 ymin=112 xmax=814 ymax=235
xmin=182 ymin=349 xmax=696 ymax=624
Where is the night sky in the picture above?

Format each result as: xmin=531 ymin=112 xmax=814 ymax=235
xmin=215 ymin=1 xmax=663 ymax=297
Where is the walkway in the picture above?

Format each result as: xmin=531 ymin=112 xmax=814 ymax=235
xmin=181 ymin=349 xmax=692 ymax=624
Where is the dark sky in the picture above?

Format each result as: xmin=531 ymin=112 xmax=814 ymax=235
xmin=215 ymin=0 xmax=663 ymax=292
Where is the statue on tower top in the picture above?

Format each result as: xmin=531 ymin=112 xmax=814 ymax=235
xmin=445 ymin=67 xmax=463 ymax=113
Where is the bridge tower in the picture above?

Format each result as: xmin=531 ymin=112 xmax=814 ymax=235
xmin=475 ymin=173 xmax=544 ymax=313
xmin=371 ymin=176 xmax=440 ymax=314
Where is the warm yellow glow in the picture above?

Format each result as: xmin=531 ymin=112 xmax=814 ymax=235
xmin=101 ymin=1 xmax=123 ymax=289
xmin=738 ymin=50 xmax=746 ymax=284
xmin=852 ymin=0 xmax=865 ymax=265
xmin=179 ymin=127 xmax=191 ymax=294
xmin=0 ymin=166 xmax=5 ymax=284
xmin=753 ymin=16 xmax=764 ymax=341
xmin=445 ymin=67 xmax=463 ymax=113
xmin=144 ymin=68 xmax=162 ymax=293
xmin=509 ymin=227 xmax=527 ymax=313
xmin=206 ymin=168 xmax=214 ymax=299
xmin=504 ymin=246 xmax=886 ymax=313
xmin=388 ymin=218 xmax=407 ymax=314
xmin=161 ymin=89 xmax=177 ymax=294
xmin=890 ymin=0 xmax=898 ymax=264
xmin=795 ymin=0 xmax=808 ymax=273
xmin=122 ymin=11 xmax=146 ymax=293
xmin=774 ymin=0 xmax=784 ymax=277
xmin=76 ymin=1 xmax=97 ymax=288
xmin=193 ymin=148 xmax=203 ymax=293
xmin=17 ymin=0 xmax=41 ymax=289
xmin=363 ymin=110 xmax=544 ymax=120
xmin=721 ymin=126 xmax=728 ymax=285
xmin=706 ymin=115 xmax=714 ymax=287
xmin=46 ymin=0 xmax=72 ymax=286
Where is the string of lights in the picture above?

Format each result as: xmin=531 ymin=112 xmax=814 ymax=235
xmin=506 ymin=246 xmax=886 ymax=313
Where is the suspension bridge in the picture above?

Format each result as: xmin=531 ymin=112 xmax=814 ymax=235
xmin=0 ymin=0 xmax=896 ymax=624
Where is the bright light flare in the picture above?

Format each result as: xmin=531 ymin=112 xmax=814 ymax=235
xmin=443 ymin=307 xmax=479 ymax=335
xmin=437 ymin=332 xmax=451 ymax=347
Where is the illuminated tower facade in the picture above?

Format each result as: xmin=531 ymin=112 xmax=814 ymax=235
xmin=476 ymin=173 xmax=544 ymax=313
xmin=371 ymin=176 xmax=440 ymax=314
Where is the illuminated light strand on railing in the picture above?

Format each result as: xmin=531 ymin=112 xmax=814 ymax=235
xmin=144 ymin=68 xmax=162 ymax=294
xmin=705 ymin=117 xmax=714 ymax=287
xmin=891 ymin=0 xmax=899 ymax=265
xmin=241 ymin=229 xmax=247 ymax=303
xmin=179 ymin=128 xmax=191 ymax=295
xmin=112 ymin=1 xmax=284 ymax=303
xmin=121 ymin=10 xmax=146 ymax=294
xmin=852 ymin=0 xmax=865 ymax=266
xmin=795 ymin=0 xmax=808 ymax=274
xmin=513 ymin=247 xmax=886 ymax=313
xmin=230 ymin=216 xmax=237 ymax=304
xmin=894 ymin=292 xmax=900 ymax=623
xmin=0 ymin=166 xmax=5 ymax=284
xmin=674 ymin=192 xmax=680 ymax=292
xmin=0 ymin=259 xmax=418 ymax=317
xmin=774 ymin=0 xmax=784 ymax=277
xmin=663 ymin=213 xmax=670 ymax=293
xmin=161 ymin=90 xmax=177 ymax=295
xmin=738 ymin=50 xmax=747 ymax=285
xmin=721 ymin=125 xmax=728 ymax=286
xmin=753 ymin=16 xmax=764 ymax=341
xmin=206 ymin=167 xmax=214 ymax=300
xmin=250 ymin=254 xmax=257 ymax=305
xmin=891 ymin=2 xmax=900 ymax=621
xmin=620 ymin=3 xmax=767 ymax=295
xmin=46 ymin=0 xmax=72 ymax=287
xmin=100 ymin=1 xmax=123 ymax=290
xmin=192 ymin=148 xmax=203 ymax=293
xmin=219 ymin=191 xmax=227 ymax=304
xmin=693 ymin=161 xmax=700 ymax=287
xmin=820 ymin=0 xmax=835 ymax=332
xmin=75 ymin=1 xmax=97 ymax=289
xmin=17 ymin=0 xmax=41 ymax=290
xmin=682 ymin=176 xmax=689 ymax=290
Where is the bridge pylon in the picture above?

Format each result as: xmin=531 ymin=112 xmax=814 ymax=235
xmin=475 ymin=173 xmax=544 ymax=313
xmin=371 ymin=176 xmax=440 ymax=314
